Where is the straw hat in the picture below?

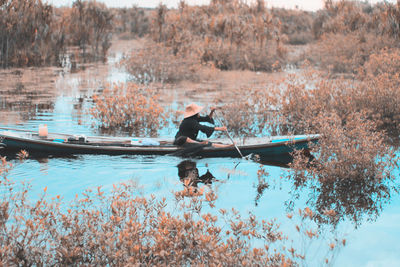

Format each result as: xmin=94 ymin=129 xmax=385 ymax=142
xmin=184 ymin=103 xmax=203 ymax=118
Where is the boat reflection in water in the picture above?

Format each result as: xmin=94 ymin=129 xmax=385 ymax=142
xmin=177 ymin=160 xmax=215 ymax=188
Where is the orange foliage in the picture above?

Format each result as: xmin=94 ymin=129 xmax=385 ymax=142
xmin=148 ymin=0 xmax=286 ymax=72
xmin=0 ymin=157 xmax=346 ymax=266
xmin=90 ymin=82 xmax=168 ymax=136
xmin=0 ymin=0 xmax=65 ymax=67
xmin=121 ymin=41 xmax=201 ymax=84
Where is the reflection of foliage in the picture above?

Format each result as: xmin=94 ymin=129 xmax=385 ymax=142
xmin=286 ymin=207 xmax=346 ymax=266
xmin=308 ymin=172 xmax=394 ymax=226
xmin=287 ymin=113 xmax=399 ymax=227
xmin=90 ymin=82 xmax=168 ymax=136
xmin=254 ymin=165 xmax=269 ymax=206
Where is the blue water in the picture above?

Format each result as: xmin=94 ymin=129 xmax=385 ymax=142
xmin=1 ymin=40 xmax=399 ymax=266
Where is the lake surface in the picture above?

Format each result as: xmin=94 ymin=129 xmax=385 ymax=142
xmin=0 ymin=39 xmax=399 ymax=266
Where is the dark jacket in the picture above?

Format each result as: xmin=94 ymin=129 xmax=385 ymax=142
xmin=175 ymin=115 xmax=215 ymax=141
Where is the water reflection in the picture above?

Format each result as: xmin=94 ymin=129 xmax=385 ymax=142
xmin=177 ymin=160 xmax=215 ymax=188
xmin=283 ymin=172 xmax=400 ymax=228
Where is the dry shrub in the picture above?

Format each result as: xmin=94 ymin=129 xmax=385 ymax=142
xmin=149 ymin=0 xmax=287 ymax=72
xmin=90 ymin=82 xmax=168 ymax=136
xmin=111 ymin=6 xmax=150 ymax=39
xmin=121 ymin=41 xmax=201 ymax=84
xmin=213 ymin=86 xmax=279 ymax=139
xmin=212 ymin=64 xmax=400 ymax=144
xmin=355 ymin=48 xmax=400 ymax=139
xmin=307 ymin=1 xmax=400 ymax=74
xmin=0 ymin=0 xmax=114 ymax=68
xmin=307 ymin=32 xmax=395 ymax=74
xmin=269 ymin=68 xmax=400 ymax=141
xmin=0 ymin=0 xmax=66 ymax=67
xmin=66 ymin=0 xmax=113 ymax=61
xmin=316 ymin=0 xmax=369 ymax=35
xmin=271 ymin=8 xmax=315 ymax=45
xmin=287 ymin=112 xmax=398 ymax=226
xmin=271 ymin=70 xmax=357 ymax=134
xmin=200 ymin=38 xmax=286 ymax=72
xmin=0 ymin=157 xmax=346 ymax=266
xmin=363 ymin=48 xmax=400 ymax=76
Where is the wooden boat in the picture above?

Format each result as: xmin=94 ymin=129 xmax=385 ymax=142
xmin=0 ymin=128 xmax=319 ymax=163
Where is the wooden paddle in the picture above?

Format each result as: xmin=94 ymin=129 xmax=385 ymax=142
xmin=214 ymin=111 xmax=245 ymax=159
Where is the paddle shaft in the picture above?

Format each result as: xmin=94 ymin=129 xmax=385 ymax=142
xmin=214 ymin=112 xmax=245 ymax=158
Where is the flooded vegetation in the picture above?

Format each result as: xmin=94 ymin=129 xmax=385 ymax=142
xmin=0 ymin=0 xmax=400 ymax=265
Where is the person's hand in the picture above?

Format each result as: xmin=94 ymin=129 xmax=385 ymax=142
xmin=209 ymin=106 xmax=218 ymax=118
xmin=201 ymin=140 xmax=209 ymax=144
xmin=217 ymin=126 xmax=227 ymax=132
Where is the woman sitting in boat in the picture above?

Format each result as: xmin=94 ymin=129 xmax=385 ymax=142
xmin=174 ymin=103 xmax=232 ymax=148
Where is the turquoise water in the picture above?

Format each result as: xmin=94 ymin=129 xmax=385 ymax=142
xmin=0 ymin=40 xmax=399 ymax=266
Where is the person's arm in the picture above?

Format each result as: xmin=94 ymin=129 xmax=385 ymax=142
xmin=208 ymin=107 xmax=216 ymax=118
xmin=197 ymin=124 xmax=215 ymax=138
xmin=214 ymin=126 xmax=227 ymax=132
xmin=198 ymin=115 xmax=215 ymax=124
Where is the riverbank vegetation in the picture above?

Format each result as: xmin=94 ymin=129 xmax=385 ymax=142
xmin=0 ymin=0 xmax=113 ymax=67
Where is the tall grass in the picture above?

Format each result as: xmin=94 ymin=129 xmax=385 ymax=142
xmin=0 ymin=0 xmax=66 ymax=67
xmin=66 ymin=0 xmax=113 ymax=61
xmin=0 ymin=0 xmax=113 ymax=68
xmin=111 ymin=6 xmax=150 ymax=39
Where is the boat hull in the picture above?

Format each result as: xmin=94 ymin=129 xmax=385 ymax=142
xmin=0 ymin=131 xmax=318 ymax=163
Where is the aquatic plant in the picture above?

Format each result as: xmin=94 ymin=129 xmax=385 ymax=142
xmin=212 ymin=65 xmax=399 ymax=228
xmin=0 ymin=157 xmax=345 ymax=266
xmin=287 ymin=112 xmax=399 ymax=227
xmin=90 ymin=82 xmax=168 ymax=136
